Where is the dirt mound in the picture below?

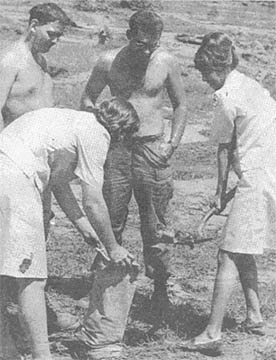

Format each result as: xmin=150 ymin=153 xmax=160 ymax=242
xmin=118 ymin=0 xmax=162 ymax=11
xmin=73 ymin=0 xmax=162 ymax=12
xmin=73 ymin=0 xmax=109 ymax=12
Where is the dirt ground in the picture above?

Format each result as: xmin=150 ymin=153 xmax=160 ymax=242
xmin=2 ymin=0 xmax=276 ymax=359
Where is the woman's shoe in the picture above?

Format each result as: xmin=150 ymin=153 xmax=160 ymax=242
xmin=239 ymin=319 xmax=265 ymax=336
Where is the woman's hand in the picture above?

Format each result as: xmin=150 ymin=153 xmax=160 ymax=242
xmin=109 ymin=244 xmax=134 ymax=267
xmin=209 ymin=194 xmax=223 ymax=212
xmin=209 ymin=193 xmax=224 ymax=213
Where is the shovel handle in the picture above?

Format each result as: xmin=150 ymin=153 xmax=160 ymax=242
xmin=223 ymin=186 xmax=237 ymax=206
xmin=94 ymin=239 xmax=111 ymax=263
xmin=197 ymin=208 xmax=218 ymax=239
xmin=197 ymin=186 xmax=237 ymax=238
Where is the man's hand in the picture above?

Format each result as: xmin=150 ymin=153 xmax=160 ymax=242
xmin=80 ymin=94 xmax=96 ymax=113
xmin=158 ymin=142 xmax=175 ymax=161
xmin=83 ymin=105 xmax=95 ymax=113
xmin=109 ymin=244 xmax=134 ymax=267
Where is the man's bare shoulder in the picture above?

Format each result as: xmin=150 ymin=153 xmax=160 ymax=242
xmin=152 ymin=48 xmax=179 ymax=66
xmin=95 ymin=47 xmax=123 ymax=69
xmin=0 ymin=40 xmax=28 ymax=69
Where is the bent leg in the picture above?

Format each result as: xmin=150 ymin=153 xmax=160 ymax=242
xmin=103 ymin=141 xmax=132 ymax=245
xmin=236 ymin=254 xmax=262 ymax=324
xmin=17 ymin=278 xmax=52 ymax=360
xmin=133 ymin=147 xmax=173 ymax=283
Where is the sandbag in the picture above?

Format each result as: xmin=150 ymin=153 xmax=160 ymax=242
xmin=77 ymin=257 xmax=139 ymax=359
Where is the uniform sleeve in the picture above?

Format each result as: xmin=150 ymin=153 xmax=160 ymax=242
xmin=74 ymin=117 xmax=110 ymax=188
xmin=210 ymin=93 xmax=238 ymax=144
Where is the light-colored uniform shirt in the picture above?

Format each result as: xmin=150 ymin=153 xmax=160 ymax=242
xmin=211 ymin=69 xmax=276 ymax=173
xmin=0 ymin=108 xmax=110 ymax=278
xmin=0 ymin=108 xmax=110 ymax=192
xmin=210 ymin=70 xmax=276 ymax=254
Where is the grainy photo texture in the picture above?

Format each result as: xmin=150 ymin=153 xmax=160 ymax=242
xmin=0 ymin=1 xmax=276 ymax=359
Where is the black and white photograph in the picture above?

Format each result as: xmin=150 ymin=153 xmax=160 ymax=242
xmin=0 ymin=1 xmax=276 ymax=359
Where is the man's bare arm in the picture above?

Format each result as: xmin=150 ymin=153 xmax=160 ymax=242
xmin=166 ymin=56 xmax=186 ymax=150
xmin=80 ymin=56 xmax=109 ymax=110
xmin=0 ymin=56 xmax=18 ymax=131
xmin=0 ymin=113 xmax=4 ymax=132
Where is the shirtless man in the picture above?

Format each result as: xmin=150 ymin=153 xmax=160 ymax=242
xmin=81 ymin=10 xmax=186 ymax=308
xmin=0 ymin=2 xmax=74 ymax=130
xmin=0 ymin=2 xmax=76 ymax=341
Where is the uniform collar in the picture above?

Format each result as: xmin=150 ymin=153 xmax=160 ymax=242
xmin=215 ymin=69 xmax=243 ymax=97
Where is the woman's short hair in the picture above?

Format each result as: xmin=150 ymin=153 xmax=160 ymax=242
xmin=128 ymin=10 xmax=163 ymax=38
xmin=96 ymin=97 xmax=140 ymax=141
xmin=29 ymin=3 xmax=76 ymax=26
xmin=194 ymin=32 xmax=239 ymax=72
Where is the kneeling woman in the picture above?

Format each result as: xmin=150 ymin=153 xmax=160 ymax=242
xmin=0 ymin=98 xmax=139 ymax=360
xmin=186 ymin=32 xmax=276 ymax=347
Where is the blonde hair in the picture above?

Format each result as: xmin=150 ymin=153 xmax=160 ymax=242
xmin=194 ymin=32 xmax=239 ymax=72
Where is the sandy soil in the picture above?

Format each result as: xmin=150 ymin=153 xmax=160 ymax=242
xmin=2 ymin=1 xmax=276 ymax=359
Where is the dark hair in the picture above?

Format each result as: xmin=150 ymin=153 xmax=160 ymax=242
xmin=129 ymin=10 xmax=163 ymax=38
xmin=194 ymin=32 xmax=239 ymax=72
xmin=29 ymin=3 xmax=76 ymax=26
xmin=96 ymin=97 xmax=140 ymax=141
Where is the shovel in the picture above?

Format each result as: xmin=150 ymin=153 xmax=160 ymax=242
xmin=173 ymin=186 xmax=237 ymax=249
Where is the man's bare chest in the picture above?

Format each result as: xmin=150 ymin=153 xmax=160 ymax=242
xmin=108 ymin=64 xmax=164 ymax=99
xmin=11 ymin=61 xmax=53 ymax=98
xmin=108 ymin=67 xmax=144 ymax=98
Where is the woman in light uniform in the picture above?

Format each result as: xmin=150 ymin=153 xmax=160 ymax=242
xmin=184 ymin=32 xmax=276 ymax=348
xmin=0 ymin=98 xmax=139 ymax=360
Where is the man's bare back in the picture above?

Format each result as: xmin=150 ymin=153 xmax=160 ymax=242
xmin=0 ymin=40 xmax=54 ymax=126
